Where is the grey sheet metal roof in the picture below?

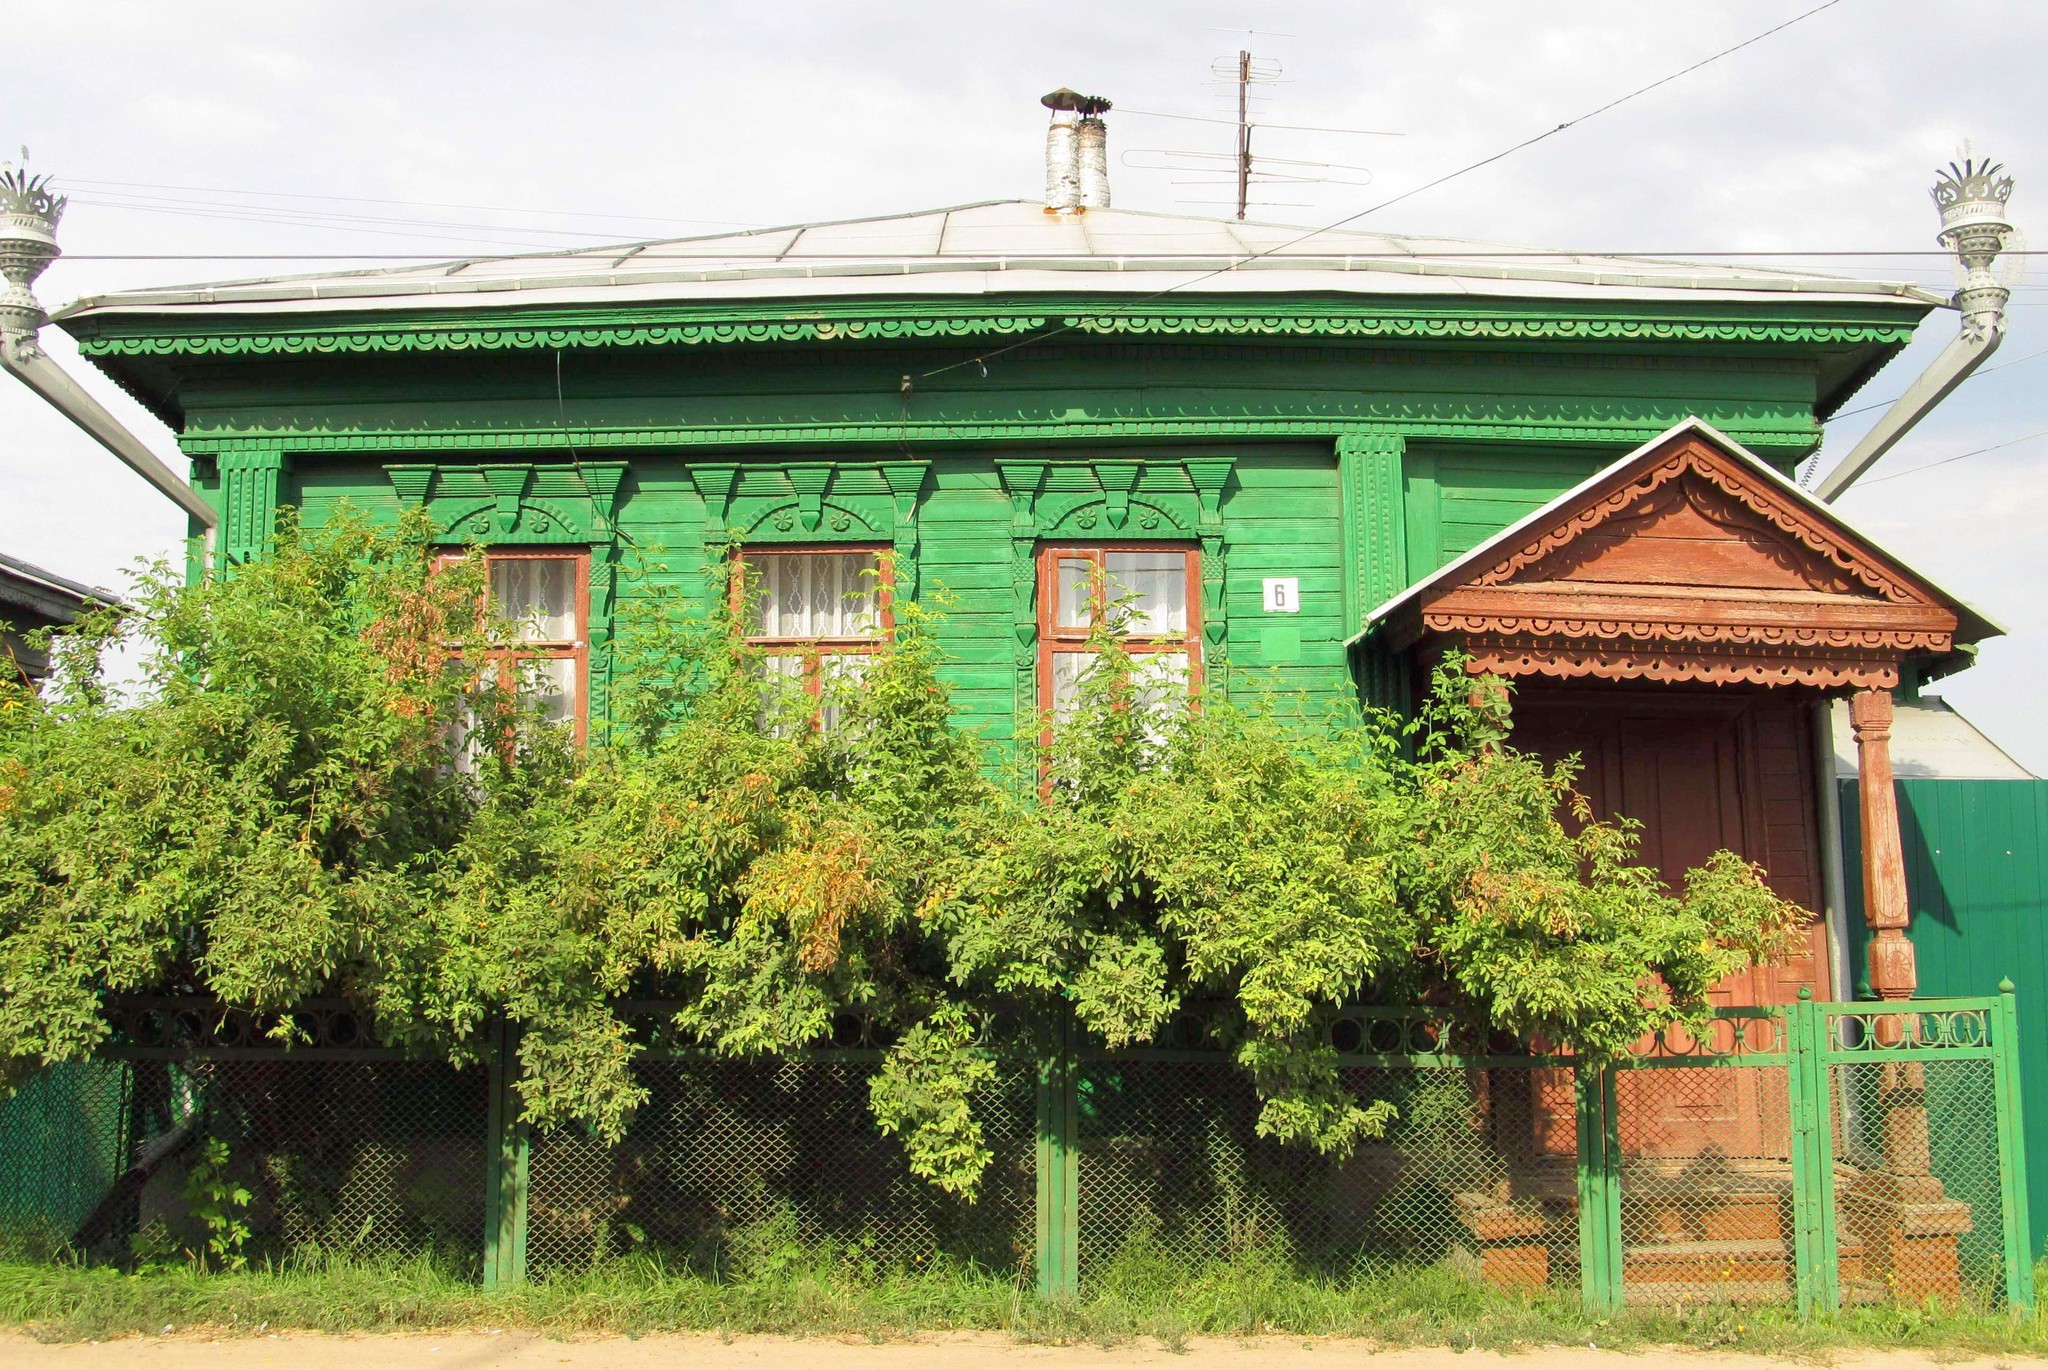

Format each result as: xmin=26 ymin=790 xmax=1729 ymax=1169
xmin=1351 ymin=417 xmax=2002 ymax=648
xmin=54 ymin=200 xmax=1947 ymax=320
xmin=0 ymin=551 xmax=124 ymax=623
xmin=1829 ymin=697 xmax=2035 ymax=780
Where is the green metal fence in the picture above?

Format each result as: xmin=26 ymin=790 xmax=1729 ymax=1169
xmin=0 ymin=992 xmax=2031 ymax=1315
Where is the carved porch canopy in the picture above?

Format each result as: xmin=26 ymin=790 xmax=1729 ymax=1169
xmin=1364 ymin=420 xmax=1997 ymax=691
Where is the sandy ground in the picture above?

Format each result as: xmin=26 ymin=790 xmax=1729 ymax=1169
xmin=3 ymin=1331 xmax=2045 ymax=1370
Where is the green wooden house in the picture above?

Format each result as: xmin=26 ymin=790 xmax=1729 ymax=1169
xmin=53 ymin=191 xmax=1994 ymax=1024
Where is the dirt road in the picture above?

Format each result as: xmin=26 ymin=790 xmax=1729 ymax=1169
xmin=4 ymin=1331 xmax=2043 ymax=1370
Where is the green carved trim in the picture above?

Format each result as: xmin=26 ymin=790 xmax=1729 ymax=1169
xmin=386 ymin=461 xmax=628 ymax=545
xmin=71 ymin=296 xmax=1921 ymax=359
xmin=1336 ymin=435 xmax=1408 ymax=625
xmin=690 ymin=459 xmax=933 ymax=614
xmin=217 ymin=446 xmax=292 ymax=564
xmin=176 ymin=406 xmax=1823 ymax=457
xmin=1338 ymin=436 xmax=1409 ymax=715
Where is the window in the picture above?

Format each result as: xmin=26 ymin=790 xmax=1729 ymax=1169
xmin=734 ymin=547 xmax=890 ymax=729
xmin=441 ymin=549 xmax=589 ymax=751
xmin=1037 ymin=546 xmax=1201 ymax=723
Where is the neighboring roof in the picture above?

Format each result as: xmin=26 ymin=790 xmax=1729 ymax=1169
xmin=0 ymin=551 xmax=123 ymax=626
xmin=1830 ymin=696 xmax=2036 ymax=780
xmin=53 ymin=200 xmax=1949 ymax=321
xmin=1356 ymin=416 xmax=2001 ymax=651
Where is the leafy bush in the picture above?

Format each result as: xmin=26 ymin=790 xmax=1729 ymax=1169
xmin=0 ymin=519 xmax=1805 ymax=1197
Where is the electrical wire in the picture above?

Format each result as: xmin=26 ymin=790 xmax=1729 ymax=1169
xmin=1850 ymin=428 xmax=2048 ymax=488
xmin=43 ymin=248 xmax=2046 ymax=262
xmin=912 ymin=0 xmax=1850 ymax=383
xmin=1826 ymin=346 xmax=2048 ymax=424
xmin=61 ymin=176 xmax=762 ymax=228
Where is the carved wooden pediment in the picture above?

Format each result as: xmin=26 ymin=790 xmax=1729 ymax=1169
xmin=1374 ymin=421 xmax=1987 ymax=690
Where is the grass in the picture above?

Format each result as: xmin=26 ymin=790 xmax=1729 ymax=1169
xmin=2 ymin=1246 xmax=2046 ymax=1356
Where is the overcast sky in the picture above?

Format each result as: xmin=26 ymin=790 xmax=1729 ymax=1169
xmin=7 ymin=0 xmax=2046 ymax=766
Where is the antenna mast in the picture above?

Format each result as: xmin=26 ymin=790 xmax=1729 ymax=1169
xmin=1234 ymin=49 xmax=1252 ymax=220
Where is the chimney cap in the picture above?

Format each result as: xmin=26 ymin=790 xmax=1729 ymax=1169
xmin=1041 ymin=88 xmax=1112 ymax=115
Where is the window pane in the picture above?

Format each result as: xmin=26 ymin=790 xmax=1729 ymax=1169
xmin=817 ymin=652 xmax=870 ymax=732
xmin=1106 ymin=551 xmax=1187 ymax=635
xmin=754 ymin=652 xmax=809 ymax=734
xmin=749 ymin=552 xmax=881 ymax=639
xmin=1130 ymin=652 xmax=1191 ymax=715
xmin=491 ymin=558 xmax=578 ymax=643
xmin=523 ymin=656 xmax=579 ymax=729
xmin=1055 ymin=556 xmax=1094 ymax=630
xmin=1049 ymin=652 xmax=1096 ymax=721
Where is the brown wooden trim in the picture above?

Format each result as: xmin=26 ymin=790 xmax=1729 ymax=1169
xmin=730 ymin=543 xmax=895 ymax=703
xmin=438 ymin=546 xmax=591 ymax=745
xmin=1035 ymin=543 xmax=1204 ymax=740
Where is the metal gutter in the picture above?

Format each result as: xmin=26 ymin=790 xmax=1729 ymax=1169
xmin=0 ymin=338 xmax=215 ymax=529
xmin=1814 ymin=160 xmax=2017 ymax=502
xmin=0 ymin=170 xmax=217 ymax=545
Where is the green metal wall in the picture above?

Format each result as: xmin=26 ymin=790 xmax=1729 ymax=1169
xmin=1841 ymin=776 xmax=2048 ymax=1254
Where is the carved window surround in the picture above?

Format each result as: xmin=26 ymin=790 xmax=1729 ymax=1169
xmin=686 ymin=460 xmax=930 ymax=611
xmin=994 ymin=456 xmax=1234 ymax=737
xmin=385 ymin=459 xmax=629 ymax=728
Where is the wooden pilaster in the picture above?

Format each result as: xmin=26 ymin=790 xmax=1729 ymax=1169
xmin=1849 ymin=687 xmax=1917 ymax=1003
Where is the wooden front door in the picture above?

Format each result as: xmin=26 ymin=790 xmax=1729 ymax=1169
xmin=1511 ymin=685 xmax=1829 ymax=1158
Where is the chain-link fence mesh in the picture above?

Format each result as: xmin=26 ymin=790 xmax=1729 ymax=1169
xmin=1074 ymin=1059 xmax=1576 ymax=1291
xmin=1832 ymin=1057 xmax=2006 ymax=1307
xmin=525 ymin=1054 xmax=1035 ymax=1282
xmin=1613 ymin=1064 xmax=1796 ymax=1305
xmin=0 ymin=997 xmax=2029 ymax=1315
xmin=0 ymin=1056 xmax=487 ymax=1270
xmin=0 ymin=1061 xmax=134 ymax=1259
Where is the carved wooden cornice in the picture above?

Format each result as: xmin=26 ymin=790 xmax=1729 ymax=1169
xmin=70 ymin=299 xmax=1918 ymax=358
xmin=1390 ymin=428 xmax=1969 ymax=691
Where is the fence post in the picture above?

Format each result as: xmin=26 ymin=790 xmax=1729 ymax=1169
xmin=1575 ymin=1060 xmax=1623 ymax=1314
xmin=1035 ymin=1011 xmax=1079 ymax=1298
xmin=1787 ymin=991 xmax=1839 ymax=1314
xmin=482 ymin=1018 xmax=529 ymax=1289
xmin=1992 ymin=979 xmax=2036 ymax=1311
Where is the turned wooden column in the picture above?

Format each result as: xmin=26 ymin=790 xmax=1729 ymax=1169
xmin=1850 ymin=687 xmax=1916 ymax=1003
xmin=1850 ymin=686 xmax=1932 ymax=1183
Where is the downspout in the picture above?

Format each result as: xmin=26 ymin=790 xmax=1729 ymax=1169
xmin=0 ymin=169 xmax=216 ymax=561
xmin=1813 ymin=160 xmax=2016 ymax=503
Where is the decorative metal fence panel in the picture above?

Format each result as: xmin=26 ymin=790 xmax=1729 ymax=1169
xmin=1608 ymin=1013 xmax=1797 ymax=1307
xmin=0 ymin=993 xmax=2029 ymax=1317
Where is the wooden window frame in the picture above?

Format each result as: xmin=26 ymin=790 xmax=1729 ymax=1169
xmin=731 ymin=544 xmax=895 ymax=705
xmin=438 ymin=546 xmax=591 ymax=745
xmin=1036 ymin=543 xmax=1204 ymax=725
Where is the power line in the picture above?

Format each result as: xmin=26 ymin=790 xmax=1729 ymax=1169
xmin=68 ymin=198 xmax=575 ymax=252
xmin=913 ymin=0 xmax=1850 ymax=382
xmin=61 ymin=176 xmax=762 ymax=228
xmin=42 ymin=248 xmax=2044 ymax=262
xmin=1852 ymin=428 xmax=2048 ymax=488
xmin=1827 ymin=346 xmax=2048 ymax=423
xmin=76 ymin=189 xmax=643 ymax=240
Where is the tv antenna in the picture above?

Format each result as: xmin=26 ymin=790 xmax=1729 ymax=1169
xmin=1122 ymin=46 xmax=1401 ymax=220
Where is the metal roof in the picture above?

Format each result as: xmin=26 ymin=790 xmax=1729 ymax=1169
xmin=1829 ymin=697 xmax=2036 ymax=780
xmin=1352 ymin=417 xmax=2002 ymax=647
xmin=55 ymin=200 xmax=1947 ymax=320
xmin=0 ymin=551 xmax=124 ymax=622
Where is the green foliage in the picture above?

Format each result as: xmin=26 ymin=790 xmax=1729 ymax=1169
xmin=0 ymin=520 xmax=1805 ymax=1197
xmin=182 ymin=1139 xmax=253 ymax=1272
xmin=4 ymin=1249 xmax=2047 ymax=1356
